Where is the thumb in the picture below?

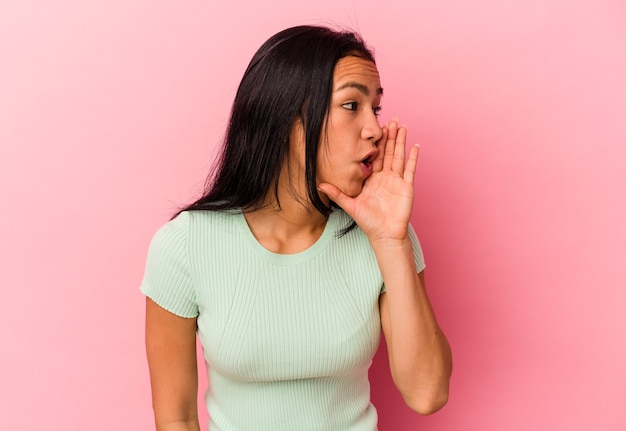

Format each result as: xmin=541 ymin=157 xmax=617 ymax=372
xmin=317 ymin=183 xmax=356 ymax=215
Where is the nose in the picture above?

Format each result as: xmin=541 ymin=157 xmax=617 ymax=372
xmin=362 ymin=112 xmax=383 ymax=143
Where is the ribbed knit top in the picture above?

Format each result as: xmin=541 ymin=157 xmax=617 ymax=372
xmin=140 ymin=209 xmax=425 ymax=431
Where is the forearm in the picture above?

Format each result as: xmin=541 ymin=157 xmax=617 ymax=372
xmin=155 ymin=418 xmax=201 ymax=431
xmin=374 ymin=238 xmax=452 ymax=414
xmin=150 ymin=384 xmax=200 ymax=431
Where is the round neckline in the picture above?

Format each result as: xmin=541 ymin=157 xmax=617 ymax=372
xmin=234 ymin=209 xmax=339 ymax=265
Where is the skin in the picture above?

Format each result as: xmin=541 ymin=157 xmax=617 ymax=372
xmin=316 ymin=57 xmax=383 ymax=198
xmin=145 ymin=55 xmax=452 ymax=430
xmin=318 ymin=57 xmax=452 ymax=414
xmin=145 ymin=298 xmax=200 ymax=431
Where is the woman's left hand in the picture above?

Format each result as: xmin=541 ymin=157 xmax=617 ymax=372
xmin=318 ymin=120 xmax=419 ymax=243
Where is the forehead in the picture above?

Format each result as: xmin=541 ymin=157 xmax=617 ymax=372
xmin=332 ymin=56 xmax=381 ymax=90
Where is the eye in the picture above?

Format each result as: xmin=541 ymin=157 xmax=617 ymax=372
xmin=342 ymin=102 xmax=358 ymax=111
xmin=373 ymin=106 xmax=382 ymax=117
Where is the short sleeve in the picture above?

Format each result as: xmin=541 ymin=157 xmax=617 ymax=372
xmin=408 ymin=224 xmax=426 ymax=273
xmin=139 ymin=212 xmax=199 ymax=318
xmin=381 ymin=223 xmax=426 ymax=294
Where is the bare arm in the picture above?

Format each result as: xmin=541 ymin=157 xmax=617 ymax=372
xmin=318 ymin=120 xmax=452 ymax=414
xmin=378 ymin=259 xmax=452 ymax=414
xmin=145 ymin=297 xmax=201 ymax=431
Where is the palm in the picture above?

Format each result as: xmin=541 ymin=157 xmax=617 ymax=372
xmin=319 ymin=121 xmax=419 ymax=242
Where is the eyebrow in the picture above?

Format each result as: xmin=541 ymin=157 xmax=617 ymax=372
xmin=335 ymin=81 xmax=383 ymax=96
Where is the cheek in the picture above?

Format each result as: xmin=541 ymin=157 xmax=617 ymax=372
xmin=315 ymin=128 xmax=355 ymax=182
xmin=315 ymin=154 xmax=333 ymax=183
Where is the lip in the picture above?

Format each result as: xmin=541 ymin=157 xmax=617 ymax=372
xmin=358 ymin=148 xmax=379 ymax=177
xmin=359 ymin=160 xmax=373 ymax=177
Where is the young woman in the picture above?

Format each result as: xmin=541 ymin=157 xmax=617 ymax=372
xmin=141 ymin=25 xmax=452 ymax=431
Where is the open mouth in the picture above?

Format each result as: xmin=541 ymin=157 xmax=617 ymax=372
xmin=359 ymin=153 xmax=376 ymax=176
xmin=361 ymin=154 xmax=375 ymax=168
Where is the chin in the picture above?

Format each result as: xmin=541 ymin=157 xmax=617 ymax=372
xmin=342 ymin=183 xmax=364 ymax=198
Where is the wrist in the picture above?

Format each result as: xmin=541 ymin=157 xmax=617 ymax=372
xmin=369 ymin=235 xmax=412 ymax=254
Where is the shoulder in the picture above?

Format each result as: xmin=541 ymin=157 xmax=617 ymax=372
xmin=407 ymin=224 xmax=426 ymax=272
xmin=328 ymin=208 xmax=375 ymax=256
xmin=330 ymin=208 xmax=360 ymax=237
xmin=163 ymin=209 xmax=241 ymax=235
xmin=329 ymin=209 xmax=426 ymax=272
xmin=184 ymin=209 xmax=243 ymax=240
xmin=141 ymin=212 xmax=200 ymax=317
xmin=147 ymin=211 xmax=191 ymax=253
xmin=148 ymin=209 xmax=240 ymax=251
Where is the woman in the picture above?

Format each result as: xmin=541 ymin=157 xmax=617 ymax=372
xmin=141 ymin=25 xmax=452 ymax=431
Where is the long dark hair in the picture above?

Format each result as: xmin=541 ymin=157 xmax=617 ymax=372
xmin=177 ymin=25 xmax=375 ymax=217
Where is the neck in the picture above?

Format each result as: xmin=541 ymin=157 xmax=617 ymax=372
xmin=243 ymin=204 xmax=328 ymax=255
xmin=243 ymin=163 xmax=329 ymax=254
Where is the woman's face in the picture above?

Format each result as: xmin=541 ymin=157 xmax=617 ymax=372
xmin=316 ymin=56 xmax=383 ymax=198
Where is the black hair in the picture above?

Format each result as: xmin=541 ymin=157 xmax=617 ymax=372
xmin=176 ymin=25 xmax=375 ymax=217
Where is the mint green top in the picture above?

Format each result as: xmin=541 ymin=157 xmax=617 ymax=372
xmin=140 ymin=209 xmax=425 ymax=431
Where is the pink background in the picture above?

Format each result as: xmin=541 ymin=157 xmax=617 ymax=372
xmin=1 ymin=1 xmax=625 ymax=430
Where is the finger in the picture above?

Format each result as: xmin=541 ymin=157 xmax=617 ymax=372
xmin=383 ymin=120 xmax=398 ymax=171
xmin=317 ymin=183 xmax=356 ymax=215
xmin=392 ymin=124 xmax=407 ymax=174
xmin=403 ymin=144 xmax=419 ymax=183
xmin=371 ymin=125 xmax=387 ymax=173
